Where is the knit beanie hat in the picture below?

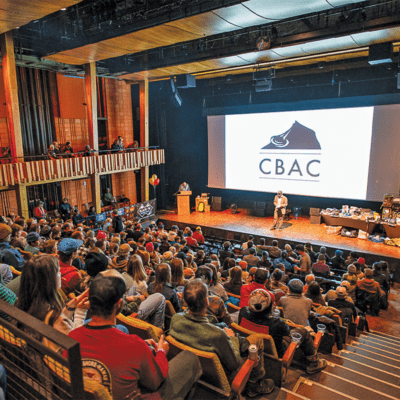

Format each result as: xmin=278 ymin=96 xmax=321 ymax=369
xmin=365 ymin=268 xmax=374 ymax=277
xmin=239 ymin=260 xmax=247 ymax=271
xmin=119 ymin=244 xmax=132 ymax=256
xmin=0 ymin=224 xmax=11 ymax=240
xmin=348 ymin=264 xmax=357 ymax=274
xmin=336 ymin=286 xmax=347 ymax=298
xmin=111 ymin=237 xmax=121 ymax=245
xmin=357 ymin=257 xmax=366 ymax=264
xmin=335 ymin=250 xmax=343 ymax=257
xmin=85 ymin=252 xmax=109 ymax=277
xmin=249 ymin=289 xmax=272 ymax=313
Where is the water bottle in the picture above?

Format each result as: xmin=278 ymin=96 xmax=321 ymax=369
xmin=248 ymin=344 xmax=259 ymax=366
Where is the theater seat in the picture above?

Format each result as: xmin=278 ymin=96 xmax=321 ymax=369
xmin=116 ymin=313 xmax=163 ymax=342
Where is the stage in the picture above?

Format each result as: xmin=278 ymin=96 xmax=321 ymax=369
xmin=158 ymin=209 xmax=400 ymax=275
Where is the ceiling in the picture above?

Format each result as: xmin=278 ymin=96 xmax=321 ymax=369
xmin=1 ymin=0 xmax=400 ymax=82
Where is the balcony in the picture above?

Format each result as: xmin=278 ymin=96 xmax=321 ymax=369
xmin=0 ymin=149 xmax=165 ymax=186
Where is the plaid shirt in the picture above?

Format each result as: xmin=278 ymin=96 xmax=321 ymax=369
xmin=207 ymin=294 xmax=232 ymax=327
xmin=76 ymin=246 xmax=89 ymax=260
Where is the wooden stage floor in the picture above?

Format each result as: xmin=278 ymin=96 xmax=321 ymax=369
xmin=158 ymin=209 xmax=400 ymax=259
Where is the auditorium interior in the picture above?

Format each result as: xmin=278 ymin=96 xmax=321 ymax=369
xmin=1 ymin=0 xmax=400 ymax=399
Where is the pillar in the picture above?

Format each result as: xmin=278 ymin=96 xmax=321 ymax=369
xmin=139 ymin=78 xmax=149 ymax=201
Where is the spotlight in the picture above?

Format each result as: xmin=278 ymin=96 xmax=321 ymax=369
xmin=256 ymin=37 xmax=271 ymax=51
xmin=368 ymin=42 xmax=393 ymax=65
xmin=255 ymin=79 xmax=272 ymax=92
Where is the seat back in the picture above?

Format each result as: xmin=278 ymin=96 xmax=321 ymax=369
xmin=166 ymin=335 xmax=231 ymax=396
xmin=116 ymin=313 xmax=162 ymax=341
xmin=164 ymin=300 xmax=176 ymax=330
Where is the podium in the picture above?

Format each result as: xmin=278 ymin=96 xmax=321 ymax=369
xmin=177 ymin=191 xmax=191 ymax=215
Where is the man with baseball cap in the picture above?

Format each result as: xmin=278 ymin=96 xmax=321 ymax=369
xmin=68 ymin=273 xmax=202 ymax=400
xmin=24 ymin=232 xmax=41 ymax=255
xmin=167 ymin=225 xmax=179 ymax=242
xmin=239 ymin=289 xmax=327 ymax=374
xmin=327 ymin=286 xmax=357 ymax=322
xmin=58 ymin=238 xmax=83 ymax=296
xmin=0 ymin=223 xmax=25 ymax=270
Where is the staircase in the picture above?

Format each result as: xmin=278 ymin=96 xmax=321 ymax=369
xmin=278 ymin=330 xmax=400 ymax=400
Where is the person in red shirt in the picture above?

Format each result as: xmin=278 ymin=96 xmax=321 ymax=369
xmin=58 ymin=238 xmax=83 ymax=296
xmin=185 ymin=230 xmax=199 ymax=247
xmin=311 ymin=255 xmax=332 ymax=278
xmin=68 ymin=273 xmax=202 ymax=400
xmin=33 ymin=201 xmax=47 ymax=220
xmin=240 ymin=268 xmax=275 ymax=308
xmin=192 ymin=227 xmax=205 ymax=244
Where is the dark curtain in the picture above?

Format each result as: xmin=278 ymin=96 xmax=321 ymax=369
xmin=27 ymin=183 xmax=62 ymax=216
xmin=17 ymin=67 xmax=55 ymax=160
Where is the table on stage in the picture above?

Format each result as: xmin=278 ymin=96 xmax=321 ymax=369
xmin=321 ymin=215 xmax=379 ymax=234
xmin=382 ymin=223 xmax=400 ymax=238
xmin=177 ymin=191 xmax=191 ymax=216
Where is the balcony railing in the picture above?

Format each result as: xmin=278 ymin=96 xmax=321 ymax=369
xmin=0 ymin=149 xmax=165 ymax=186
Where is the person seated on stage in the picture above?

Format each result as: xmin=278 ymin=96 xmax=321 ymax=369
xmin=239 ymin=289 xmax=327 ymax=374
xmin=170 ymin=279 xmax=275 ymax=397
xmin=327 ymin=286 xmax=357 ymax=322
xmin=62 ymin=141 xmax=74 ymax=156
xmin=223 ymin=266 xmax=242 ymax=296
xmin=312 ymin=255 xmax=332 ymax=278
xmin=243 ymin=248 xmax=260 ymax=270
xmin=293 ymin=245 xmax=311 ymax=278
xmin=242 ymin=235 xmax=254 ymax=250
xmin=192 ymin=226 xmax=205 ymax=244
xmin=273 ymin=251 xmax=293 ymax=273
xmin=178 ymin=182 xmax=190 ymax=192
xmin=304 ymin=281 xmax=325 ymax=306
xmin=277 ymin=279 xmax=312 ymax=327
xmin=53 ymin=141 xmax=61 ymax=156
xmin=68 ymin=272 xmax=202 ymax=400
xmin=83 ymin=145 xmax=93 ymax=156
xmin=168 ymin=225 xmax=179 ymax=243
xmin=315 ymin=247 xmax=331 ymax=265
xmin=271 ymin=190 xmax=288 ymax=230
xmin=256 ymin=237 xmax=269 ymax=256
xmin=345 ymin=251 xmax=358 ymax=267
xmin=270 ymin=269 xmax=289 ymax=294
xmin=242 ymin=241 xmax=254 ymax=256
xmin=34 ymin=201 xmax=47 ymax=220
xmin=240 ymin=268 xmax=275 ymax=309
xmin=258 ymin=251 xmax=272 ymax=270
xmin=47 ymin=144 xmax=59 ymax=160
xmin=331 ymin=249 xmax=346 ymax=270
xmin=24 ymin=232 xmax=41 ymax=256
xmin=59 ymin=198 xmax=72 ymax=221
xmin=267 ymin=240 xmax=282 ymax=260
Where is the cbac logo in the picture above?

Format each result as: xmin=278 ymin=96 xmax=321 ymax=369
xmin=259 ymin=121 xmax=321 ymax=181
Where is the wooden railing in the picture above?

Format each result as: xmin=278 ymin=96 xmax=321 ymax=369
xmin=0 ymin=149 xmax=165 ymax=186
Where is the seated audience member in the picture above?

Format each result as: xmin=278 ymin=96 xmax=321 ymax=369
xmin=219 ymin=241 xmax=235 ymax=264
xmin=16 ymin=254 xmax=89 ymax=352
xmin=256 ymin=238 xmax=269 ymax=256
xmin=381 ymin=261 xmax=390 ymax=281
xmin=83 ymin=145 xmax=93 ymax=156
xmin=170 ymin=280 xmax=276 ymax=397
xmin=242 ymin=241 xmax=254 ymax=256
xmin=72 ymin=209 xmax=85 ymax=226
xmin=372 ymin=262 xmax=389 ymax=309
xmin=63 ymin=141 xmax=74 ymax=156
xmin=345 ymin=251 xmax=358 ymax=267
xmin=42 ymin=239 xmax=57 ymax=256
xmin=53 ymin=141 xmax=61 ymax=155
xmin=331 ymin=249 xmax=346 ymax=270
xmin=68 ymin=273 xmax=202 ymax=400
xmin=238 ymin=260 xmax=249 ymax=282
xmin=192 ymin=226 xmax=205 ymax=244
xmin=239 ymin=289 xmax=327 ymax=373
xmin=357 ymin=268 xmax=381 ymax=316
xmin=167 ymin=225 xmax=179 ymax=242
xmin=284 ymin=244 xmax=300 ymax=265
xmin=293 ymin=245 xmax=311 ymax=277
xmin=303 ymin=274 xmax=315 ymax=294
xmin=148 ymin=263 xmax=180 ymax=312
xmin=355 ymin=262 xmax=365 ymax=279
xmin=324 ymin=281 xmax=353 ymax=304
xmin=273 ymin=251 xmax=293 ymax=273
xmin=304 ymin=281 xmax=325 ymax=305
xmin=185 ymin=230 xmax=199 ymax=247
xmin=270 ymin=269 xmax=288 ymax=293
xmin=242 ymin=235 xmax=254 ymax=250
xmin=243 ymin=248 xmax=260 ymax=269
xmin=342 ymin=264 xmax=358 ymax=301
xmin=122 ymin=254 xmax=149 ymax=294
xmin=327 ymin=286 xmax=357 ymax=322
xmin=304 ymin=242 xmax=317 ymax=263
xmin=58 ymin=238 xmax=83 ymax=296
xmin=87 ymin=206 xmax=96 ymax=217
xmin=276 ymin=263 xmax=290 ymax=284
xmin=34 ymin=201 xmax=47 ymax=220
xmin=59 ymin=198 xmax=72 ymax=221
xmin=0 ymin=224 xmax=25 ymax=270
xmin=194 ymin=266 xmax=232 ymax=327
xmin=240 ymin=268 xmax=275 ymax=308
xmin=47 ymin=144 xmax=59 ymax=160
xmin=24 ymin=232 xmax=41 ymax=255
xmin=223 ymin=266 xmax=242 ymax=296
xmin=316 ymin=247 xmax=331 ymax=264
xmin=312 ymin=255 xmax=331 ymax=278
xmin=110 ymin=243 xmax=131 ymax=273
xmin=257 ymin=251 xmax=272 ymax=270
xmin=278 ymin=279 xmax=312 ymax=326
xmin=207 ymin=263 xmax=228 ymax=302
xmin=170 ymin=258 xmax=188 ymax=289
xmin=157 ymin=223 xmax=168 ymax=241
xmin=267 ymin=240 xmax=282 ymax=259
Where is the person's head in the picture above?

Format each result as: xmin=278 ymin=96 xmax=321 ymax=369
xmin=335 ymin=286 xmax=347 ymax=299
xmin=287 ymin=279 xmax=304 ymax=294
xmin=305 ymin=274 xmax=315 ymax=285
xmin=306 ymin=281 xmax=322 ymax=298
xmin=277 ymin=190 xmax=282 ymax=197
xmin=335 ymin=249 xmax=343 ymax=258
xmin=184 ymin=280 xmax=208 ymax=315
xmin=229 ymin=266 xmax=242 ymax=285
xmin=206 ymin=263 xmax=220 ymax=286
xmin=57 ymin=238 xmax=83 ymax=263
xmin=350 ymin=251 xmax=358 ymax=260
xmin=284 ymin=244 xmax=292 ymax=252
xmin=318 ymin=254 xmax=326 ymax=263
xmin=295 ymin=244 xmax=305 ymax=253
xmin=85 ymin=252 xmax=109 ymax=277
xmin=259 ymin=238 xmax=265 ymax=245
xmin=11 ymin=224 xmax=23 ymax=237
xmin=272 ymin=240 xmax=278 ymax=247
xmin=247 ymin=241 xmax=254 ymax=249
xmin=95 ymin=239 xmax=107 ymax=252
xmin=249 ymin=248 xmax=256 ymax=255
xmin=26 ymin=232 xmax=40 ymax=247
xmin=223 ymin=241 xmax=231 ymax=249
xmin=195 ymin=266 xmax=213 ymax=286
xmin=170 ymin=258 xmax=185 ymax=286
xmin=254 ymin=268 xmax=269 ymax=284
xmin=249 ymin=289 xmax=273 ymax=315
xmin=49 ymin=144 xmax=54 ymax=150
xmin=238 ymin=260 xmax=247 ymax=271
xmin=126 ymin=254 xmax=147 ymax=282
xmin=118 ymin=243 xmax=132 ymax=259
xmin=89 ymin=273 xmax=126 ymax=319
xmin=357 ymin=257 xmax=366 ymax=265
xmin=380 ymin=261 xmax=388 ymax=272
xmin=272 ymin=268 xmax=283 ymax=282
xmin=280 ymin=250 xmax=288 ymax=259
xmin=63 ymin=198 xmax=68 ymax=203
xmin=89 ymin=206 xmax=95 ymax=212
xmin=364 ymin=268 xmax=374 ymax=278
xmin=261 ymin=251 xmax=269 ymax=260
xmin=153 ymin=263 xmax=172 ymax=293
xmin=16 ymin=255 xmax=62 ymax=325
xmin=319 ymin=247 xmax=327 ymax=254
xmin=182 ymin=182 xmax=186 ymax=187
xmin=347 ymin=264 xmax=357 ymax=275
xmin=373 ymin=262 xmax=382 ymax=274
xmin=248 ymin=267 xmax=257 ymax=281
xmin=43 ymin=239 xmax=57 ymax=254
xmin=71 ymin=231 xmax=84 ymax=241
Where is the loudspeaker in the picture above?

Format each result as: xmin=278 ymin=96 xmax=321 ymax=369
xmin=310 ymin=216 xmax=321 ymax=224
xmin=170 ymin=91 xmax=182 ymax=107
xmin=212 ymin=196 xmax=222 ymax=211
xmin=309 ymin=207 xmax=321 ymax=216
xmin=176 ymin=74 xmax=196 ymax=89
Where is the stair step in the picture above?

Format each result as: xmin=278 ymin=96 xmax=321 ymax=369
xmin=327 ymin=353 xmax=400 ymax=386
xmin=323 ymin=362 xmax=400 ymax=399
xmin=368 ymin=330 xmax=400 ymax=343
xmin=339 ymin=350 xmax=400 ymax=376
xmin=293 ymin=377 xmax=354 ymax=400
xmin=344 ymin=344 xmax=400 ymax=368
xmin=361 ymin=332 xmax=400 ymax=346
xmin=351 ymin=341 xmax=400 ymax=359
xmin=276 ymin=387 xmax=311 ymax=399
xmin=358 ymin=336 xmax=400 ymax=350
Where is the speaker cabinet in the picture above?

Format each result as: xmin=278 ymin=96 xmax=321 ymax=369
xmin=310 ymin=216 xmax=322 ymax=224
xmin=176 ymin=74 xmax=196 ymax=89
xmin=310 ymin=208 xmax=321 ymax=216
xmin=212 ymin=196 xmax=222 ymax=211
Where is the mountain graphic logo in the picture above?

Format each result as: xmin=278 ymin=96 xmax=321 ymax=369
xmin=262 ymin=121 xmax=321 ymax=150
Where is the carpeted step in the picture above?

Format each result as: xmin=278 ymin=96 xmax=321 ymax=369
xmin=323 ymin=362 xmax=400 ymax=399
xmin=344 ymin=344 xmax=400 ymax=368
xmin=366 ymin=330 xmax=400 ymax=343
xmin=293 ymin=377 xmax=353 ymax=400
xmin=325 ymin=353 xmax=400 ymax=386
xmin=350 ymin=340 xmax=400 ymax=359
xmin=275 ymin=387 xmax=311 ymax=399
xmin=359 ymin=332 xmax=400 ymax=347
xmin=339 ymin=350 xmax=400 ymax=376
xmin=357 ymin=336 xmax=400 ymax=351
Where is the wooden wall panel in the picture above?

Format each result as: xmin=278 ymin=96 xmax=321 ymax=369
xmin=111 ymin=171 xmax=137 ymax=205
xmin=54 ymin=118 xmax=89 ymax=153
xmin=61 ymin=178 xmax=92 ymax=213
xmin=0 ymin=71 xmax=7 ymax=118
xmin=56 ymin=74 xmax=86 ymax=119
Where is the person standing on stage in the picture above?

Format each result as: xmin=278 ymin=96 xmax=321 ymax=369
xmin=271 ymin=190 xmax=288 ymax=230
xmin=179 ymin=182 xmax=190 ymax=192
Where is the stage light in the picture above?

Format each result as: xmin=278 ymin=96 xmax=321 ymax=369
xmin=255 ymin=79 xmax=272 ymax=92
xmin=256 ymin=37 xmax=271 ymax=51
xmin=368 ymin=42 xmax=393 ymax=65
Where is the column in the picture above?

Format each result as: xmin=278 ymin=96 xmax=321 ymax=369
xmin=139 ymin=78 xmax=149 ymax=202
